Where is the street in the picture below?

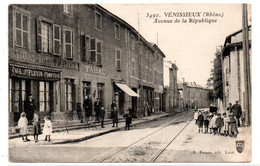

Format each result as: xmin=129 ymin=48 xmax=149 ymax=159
xmin=9 ymin=111 xmax=250 ymax=163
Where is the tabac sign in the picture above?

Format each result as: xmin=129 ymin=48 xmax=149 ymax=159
xmin=82 ymin=64 xmax=106 ymax=76
xmin=10 ymin=64 xmax=60 ymax=81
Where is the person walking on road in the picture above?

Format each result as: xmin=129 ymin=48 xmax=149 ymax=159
xmin=18 ymin=112 xmax=30 ymax=142
xmin=197 ymin=111 xmax=204 ymax=133
xmin=32 ymin=112 xmax=40 ymax=142
xmin=123 ymin=109 xmax=132 ymax=130
xmin=24 ymin=94 xmax=36 ymax=124
xmin=99 ymin=101 xmax=105 ymax=128
xmin=111 ymin=100 xmax=118 ymax=128
xmin=232 ymin=100 xmax=242 ymax=128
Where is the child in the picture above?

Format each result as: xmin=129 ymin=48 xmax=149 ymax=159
xmin=194 ymin=110 xmax=199 ymax=125
xmin=197 ymin=111 xmax=204 ymax=133
xmin=210 ymin=113 xmax=218 ymax=135
xmin=43 ymin=116 xmax=52 ymax=142
xmin=203 ymin=112 xmax=209 ymax=133
xmin=227 ymin=113 xmax=238 ymax=137
xmin=241 ymin=112 xmax=246 ymax=127
xmin=123 ymin=109 xmax=132 ymax=130
xmin=18 ymin=112 xmax=30 ymax=142
xmin=32 ymin=113 xmax=40 ymax=142
xmin=215 ymin=113 xmax=223 ymax=135
xmin=222 ymin=113 xmax=229 ymax=136
xmin=111 ymin=106 xmax=118 ymax=128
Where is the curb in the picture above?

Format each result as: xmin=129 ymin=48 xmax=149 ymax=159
xmin=52 ymin=113 xmax=171 ymax=144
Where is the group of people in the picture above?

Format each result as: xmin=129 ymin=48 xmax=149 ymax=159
xmin=194 ymin=101 xmax=245 ymax=138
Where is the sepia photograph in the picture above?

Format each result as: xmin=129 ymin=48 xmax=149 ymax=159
xmin=5 ymin=2 xmax=255 ymax=163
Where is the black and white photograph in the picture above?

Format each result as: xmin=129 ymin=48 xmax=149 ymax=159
xmin=3 ymin=2 xmax=257 ymax=164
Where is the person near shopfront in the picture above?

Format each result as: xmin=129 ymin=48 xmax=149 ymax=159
xmin=43 ymin=116 xmax=52 ymax=142
xmin=94 ymin=98 xmax=101 ymax=122
xmin=18 ymin=112 xmax=30 ymax=142
xmin=83 ymin=95 xmax=92 ymax=118
xmin=99 ymin=101 xmax=105 ymax=128
xmin=227 ymin=103 xmax=233 ymax=114
xmin=24 ymin=94 xmax=36 ymax=124
xmin=111 ymin=100 xmax=118 ymax=127
xmin=32 ymin=112 xmax=41 ymax=142
xmin=232 ymin=100 xmax=242 ymax=128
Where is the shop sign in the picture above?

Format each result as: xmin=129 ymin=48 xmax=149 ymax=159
xmin=10 ymin=65 xmax=60 ymax=80
xmin=83 ymin=64 xmax=106 ymax=76
xmin=9 ymin=48 xmax=79 ymax=70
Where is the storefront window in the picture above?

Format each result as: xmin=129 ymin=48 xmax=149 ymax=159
xmin=65 ymin=79 xmax=75 ymax=111
xmin=39 ymin=81 xmax=50 ymax=112
xmin=97 ymin=83 xmax=104 ymax=104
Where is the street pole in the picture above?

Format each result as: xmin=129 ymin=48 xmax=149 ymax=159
xmin=242 ymin=4 xmax=251 ymax=126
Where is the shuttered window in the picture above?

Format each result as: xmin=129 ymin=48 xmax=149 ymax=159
xmin=116 ymin=50 xmax=121 ymax=71
xmin=64 ymin=29 xmax=73 ymax=59
xmin=14 ymin=10 xmax=29 ymax=49
xmin=81 ymin=35 xmax=90 ymax=62
xmin=90 ymin=38 xmax=102 ymax=65
xmin=53 ymin=24 xmax=61 ymax=55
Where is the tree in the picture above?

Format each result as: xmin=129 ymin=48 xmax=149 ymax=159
xmin=207 ymin=50 xmax=223 ymax=100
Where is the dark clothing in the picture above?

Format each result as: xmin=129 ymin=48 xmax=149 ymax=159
xmin=99 ymin=106 xmax=105 ymax=128
xmin=94 ymin=101 xmax=101 ymax=119
xmin=232 ymin=104 xmax=242 ymax=117
xmin=197 ymin=114 xmax=204 ymax=128
xmin=111 ymin=110 xmax=119 ymax=124
xmin=123 ymin=112 xmax=132 ymax=130
xmin=83 ymin=98 xmax=92 ymax=117
xmin=24 ymin=99 xmax=36 ymax=122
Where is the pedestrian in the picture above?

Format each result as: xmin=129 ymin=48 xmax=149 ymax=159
xmin=24 ymin=94 xmax=36 ymax=125
xmin=241 ymin=112 xmax=246 ymax=127
xmin=227 ymin=103 xmax=233 ymax=114
xmin=194 ymin=109 xmax=199 ymax=125
xmin=232 ymin=101 xmax=242 ymax=128
xmin=123 ymin=109 xmax=132 ymax=130
xmin=221 ymin=113 xmax=229 ymax=136
xmin=145 ymin=102 xmax=150 ymax=116
xmin=203 ymin=111 xmax=210 ymax=133
xmin=32 ymin=112 xmax=40 ymax=142
xmin=94 ymin=98 xmax=100 ymax=122
xmin=43 ymin=116 xmax=52 ymax=142
xmin=18 ymin=112 xmax=30 ymax=142
xmin=210 ymin=113 xmax=218 ymax=135
xmin=227 ymin=113 xmax=238 ymax=137
xmin=83 ymin=95 xmax=92 ymax=119
xmin=111 ymin=101 xmax=118 ymax=128
xmin=99 ymin=101 xmax=105 ymax=128
xmin=215 ymin=113 xmax=223 ymax=135
xmin=197 ymin=111 xmax=204 ymax=133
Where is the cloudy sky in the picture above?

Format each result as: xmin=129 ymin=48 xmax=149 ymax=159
xmin=101 ymin=4 xmax=251 ymax=87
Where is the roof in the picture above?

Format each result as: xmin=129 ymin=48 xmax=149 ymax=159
xmin=149 ymin=42 xmax=166 ymax=58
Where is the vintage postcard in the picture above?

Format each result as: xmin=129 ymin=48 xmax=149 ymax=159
xmin=7 ymin=3 xmax=252 ymax=163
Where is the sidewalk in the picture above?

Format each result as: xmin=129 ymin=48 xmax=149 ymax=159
xmin=9 ymin=112 xmax=170 ymax=147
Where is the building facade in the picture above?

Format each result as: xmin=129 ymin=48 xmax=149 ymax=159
xmin=222 ymin=26 xmax=251 ymax=115
xmin=8 ymin=4 xmax=165 ymax=125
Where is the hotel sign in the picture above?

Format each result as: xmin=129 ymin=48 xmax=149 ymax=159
xmin=10 ymin=64 xmax=60 ymax=81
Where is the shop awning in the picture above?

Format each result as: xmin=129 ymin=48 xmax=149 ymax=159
xmin=115 ymin=83 xmax=140 ymax=97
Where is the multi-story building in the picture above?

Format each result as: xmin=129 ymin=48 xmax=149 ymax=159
xmin=222 ymin=26 xmax=251 ymax=115
xmin=8 ymin=4 xmax=165 ymax=125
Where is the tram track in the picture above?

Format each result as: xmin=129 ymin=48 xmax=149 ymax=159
xmin=94 ymin=111 xmax=193 ymax=163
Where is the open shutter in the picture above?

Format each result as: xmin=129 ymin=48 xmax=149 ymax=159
xmin=97 ymin=41 xmax=102 ymax=65
xmin=90 ymin=38 xmax=96 ymax=63
xmin=36 ymin=18 xmax=42 ymax=52
xmin=81 ymin=35 xmax=86 ymax=62
xmin=53 ymin=24 xmax=61 ymax=55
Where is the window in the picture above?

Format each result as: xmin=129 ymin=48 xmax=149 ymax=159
xmin=131 ymin=35 xmax=135 ymax=50
xmin=63 ymin=4 xmax=73 ymax=16
xmin=41 ymin=21 xmax=52 ymax=53
xmin=131 ymin=59 xmax=135 ymax=76
xmin=116 ymin=50 xmax=121 ymax=71
xmin=13 ymin=8 xmax=30 ymax=49
xmin=81 ymin=35 xmax=90 ymax=62
xmin=95 ymin=11 xmax=102 ymax=30
xmin=125 ymin=29 xmax=130 ymax=47
xmin=115 ymin=23 xmax=120 ymax=40
xmin=39 ymin=81 xmax=50 ymax=112
xmin=97 ymin=83 xmax=105 ymax=104
xmin=65 ymin=79 xmax=75 ymax=111
xmin=90 ymin=38 xmax=102 ymax=65
xmin=146 ymin=66 xmax=148 ymax=81
xmin=53 ymin=24 xmax=61 ymax=55
xmin=64 ymin=28 xmax=73 ymax=59
xmin=82 ymin=82 xmax=91 ymax=99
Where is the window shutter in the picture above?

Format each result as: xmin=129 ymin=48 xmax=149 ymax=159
xmin=53 ymin=24 xmax=61 ymax=55
xmin=36 ymin=18 xmax=42 ymax=52
xmin=97 ymin=42 xmax=102 ymax=65
xmin=81 ymin=35 xmax=86 ymax=62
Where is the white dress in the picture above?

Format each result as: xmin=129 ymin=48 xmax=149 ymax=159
xmin=43 ymin=120 xmax=52 ymax=135
xmin=18 ymin=117 xmax=28 ymax=135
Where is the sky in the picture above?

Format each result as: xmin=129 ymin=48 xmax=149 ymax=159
xmin=101 ymin=4 xmax=251 ymax=87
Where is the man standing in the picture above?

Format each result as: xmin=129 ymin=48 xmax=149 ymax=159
xmin=94 ymin=98 xmax=100 ymax=122
xmin=99 ymin=101 xmax=105 ymax=128
xmin=83 ymin=95 xmax=92 ymax=118
xmin=232 ymin=101 xmax=242 ymax=128
xmin=24 ymin=94 xmax=36 ymax=124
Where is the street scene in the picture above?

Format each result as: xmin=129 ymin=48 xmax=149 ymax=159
xmin=8 ymin=4 xmax=251 ymax=163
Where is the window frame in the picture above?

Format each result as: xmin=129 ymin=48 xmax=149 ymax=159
xmin=63 ymin=4 xmax=73 ymax=16
xmin=90 ymin=38 xmax=103 ymax=66
xmin=12 ymin=6 xmax=31 ymax=50
xmin=53 ymin=24 xmax=61 ymax=56
xmin=131 ymin=58 xmax=136 ymax=77
xmin=81 ymin=34 xmax=90 ymax=63
xmin=94 ymin=11 xmax=102 ymax=31
xmin=115 ymin=49 xmax=121 ymax=71
xmin=114 ymin=23 xmax=120 ymax=40
xmin=63 ymin=26 xmax=74 ymax=59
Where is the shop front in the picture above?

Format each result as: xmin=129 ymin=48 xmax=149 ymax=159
xmin=9 ymin=64 xmax=61 ymax=125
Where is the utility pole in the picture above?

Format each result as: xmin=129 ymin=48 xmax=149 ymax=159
xmin=242 ymin=4 xmax=251 ymax=126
